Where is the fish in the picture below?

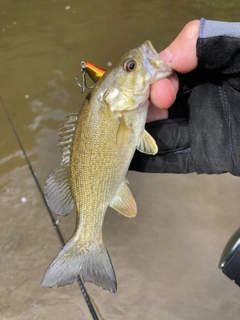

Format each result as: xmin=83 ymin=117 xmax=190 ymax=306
xmin=41 ymin=40 xmax=173 ymax=293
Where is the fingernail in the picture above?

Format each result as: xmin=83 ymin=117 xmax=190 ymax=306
xmin=159 ymin=49 xmax=173 ymax=63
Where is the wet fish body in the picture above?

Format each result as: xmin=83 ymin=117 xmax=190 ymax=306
xmin=41 ymin=41 xmax=172 ymax=293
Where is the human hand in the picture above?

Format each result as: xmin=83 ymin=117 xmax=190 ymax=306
xmin=147 ymin=20 xmax=200 ymax=122
xmin=132 ymin=18 xmax=240 ymax=176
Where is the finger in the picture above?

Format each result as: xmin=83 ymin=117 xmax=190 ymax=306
xmin=147 ymin=102 xmax=168 ymax=123
xmin=150 ymin=73 xmax=179 ymax=109
xmin=160 ymin=20 xmax=200 ymax=73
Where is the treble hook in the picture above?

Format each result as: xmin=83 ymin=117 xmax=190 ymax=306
xmin=75 ymin=61 xmax=94 ymax=93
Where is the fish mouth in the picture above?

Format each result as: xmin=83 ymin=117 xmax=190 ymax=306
xmin=142 ymin=40 xmax=159 ymax=57
xmin=142 ymin=40 xmax=173 ymax=78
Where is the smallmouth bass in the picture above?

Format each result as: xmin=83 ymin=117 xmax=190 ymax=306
xmin=41 ymin=41 xmax=172 ymax=293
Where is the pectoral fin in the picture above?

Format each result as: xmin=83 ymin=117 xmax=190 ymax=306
xmin=116 ymin=117 xmax=129 ymax=150
xmin=110 ymin=180 xmax=137 ymax=218
xmin=137 ymin=129 xmax=158 ymax=155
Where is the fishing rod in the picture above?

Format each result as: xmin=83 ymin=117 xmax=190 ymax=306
xmin=1 ymin=97 xmax=100 ymax=320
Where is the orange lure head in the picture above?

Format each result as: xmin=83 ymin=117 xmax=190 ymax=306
xmin=75 ymin=61 xmax=107 ymax=93
xmin=84 ymin=61 xmax=106 ymax=83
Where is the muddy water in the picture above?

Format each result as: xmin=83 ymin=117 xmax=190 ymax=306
xmin=1 ymin=0 xmax=240 ymax=178
xmin=1 ymin=1 xmax=240 ymax=320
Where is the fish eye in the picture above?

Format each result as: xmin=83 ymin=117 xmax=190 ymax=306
xmin=123 ymin=59 xmax=136 ymax=72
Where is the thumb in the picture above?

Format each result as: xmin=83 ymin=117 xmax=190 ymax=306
xmin=149 ymin=20 xmax=200 ymax=111
xmin=160 ymin=20 xmax=200 ymax=73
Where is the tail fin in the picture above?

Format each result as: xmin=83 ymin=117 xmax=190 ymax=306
xmin=41 ymin=237 xmax=117 ymax=293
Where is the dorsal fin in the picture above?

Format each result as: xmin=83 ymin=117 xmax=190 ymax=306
xmin=45 ymin=113 xmax=78 ymax=216
xmin=58 ymin=114 xmax=78 ymax=162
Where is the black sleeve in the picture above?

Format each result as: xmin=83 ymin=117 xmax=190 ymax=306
xmin=129 ymin=18 xmax=240 ymax=176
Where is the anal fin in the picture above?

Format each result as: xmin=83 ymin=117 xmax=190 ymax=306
xmin=110 ymin=179 xmax=137 ymax=218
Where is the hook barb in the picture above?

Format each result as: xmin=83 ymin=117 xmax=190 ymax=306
xmin=75 ymin=61 xmax=94 ymax=93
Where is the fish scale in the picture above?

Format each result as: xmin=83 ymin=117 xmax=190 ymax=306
xmin=72 ymin=99 xmax=125 ymax=240
xmin=41 ymin=40 xmax=173 ymax=292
